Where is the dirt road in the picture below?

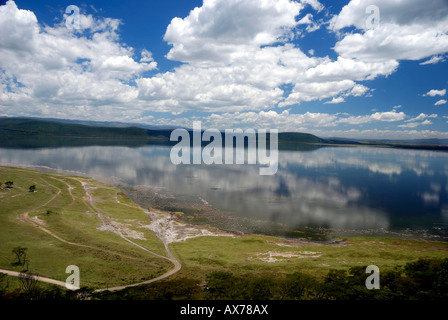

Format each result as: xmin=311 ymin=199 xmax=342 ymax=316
xmin=3 ymin=176 xmax=182 ymax=293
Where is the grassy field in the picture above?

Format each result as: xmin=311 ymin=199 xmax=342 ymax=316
xmin=1 ymin=165 xmax=447 ymax=299
xmin=0 ymin=166 xmax=171 ymax=289
xmin=169 ymin=235 xmax=448 ymax=281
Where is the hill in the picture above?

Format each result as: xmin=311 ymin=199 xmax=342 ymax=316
xmin=0 ymin=118 xmax=327 ymax=148
xmin=1 ymin=117 xmax=447 ymax=151
xmin=0 ymin=118 xmax=154 ymax=139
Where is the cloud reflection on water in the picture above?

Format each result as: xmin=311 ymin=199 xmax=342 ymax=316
xmin=1 ymin=145 xmax=447 ymax=234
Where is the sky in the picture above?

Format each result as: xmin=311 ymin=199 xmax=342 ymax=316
xmin=0 ymin=0 xmax=448 ymax=139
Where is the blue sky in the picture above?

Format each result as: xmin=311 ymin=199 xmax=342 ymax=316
xmin=1 ymin=0 xmax=448 ymax=139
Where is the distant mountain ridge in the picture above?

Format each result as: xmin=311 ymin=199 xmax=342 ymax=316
xmin=0 ymin=117 xmax=447 ymax=151
xmin=0 ymin=116 xmax=182 ymax=130
xmin=0 ymin=117 xmax=326 ymax=144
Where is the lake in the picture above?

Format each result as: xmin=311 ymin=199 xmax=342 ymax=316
xmin=1 ymin=143 xmax=447 ymax=241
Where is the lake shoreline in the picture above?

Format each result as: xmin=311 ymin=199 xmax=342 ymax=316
xmin=2 ymin=163 xmax=447 ymax=245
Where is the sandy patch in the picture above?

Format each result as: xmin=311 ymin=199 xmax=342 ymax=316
xmin=96 ymin=216 xmax=146 ymax=240
xmin=31 ymin=216 xmax=47 ymax=227
xmin=140 ymin=210 xmax=235 ymax=244
xmin=268 ymin=237 xmax=348 ymax=247
xmin=252 ymin=250 xmax=322 ymax=263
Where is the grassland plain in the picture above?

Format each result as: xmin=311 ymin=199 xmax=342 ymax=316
xmin=0 ymin=166 xmax=172 ymax=289
xmin=169 ymin=234 xmax=448 ymax=281
xmin=0 ymin=165 xmax=447 ymax=299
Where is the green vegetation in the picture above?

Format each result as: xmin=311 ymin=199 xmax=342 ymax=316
xmin=0 ymin=166 xmax=447 ymax=300
xmin=91 ymin=257 xmax=448 ymax=300
xmin=167 ymin=235 xmax=447 ymax=279
xmin=11 ymin=247 xmax=28 ymax=266
xmin=0 ymin=166 xmax=172 ymax=290
xmin=0 ymin=118 xmax=172 ymax=149
xmin=3 ymin=257 xmax=447 ymax=300
xmin=0 ymin=118 xmax=152 ymax=139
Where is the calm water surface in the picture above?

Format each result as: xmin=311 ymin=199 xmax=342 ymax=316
xmin=1 ymin=144 xmax=447 ymax=240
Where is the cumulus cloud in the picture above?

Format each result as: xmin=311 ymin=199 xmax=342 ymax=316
xmin=406 ymin=113 xmax=438 ymax=122
xmin=300 ymin=0 xmax=324 ymax=12
xmin=152 ymin=109 xmax=414 ymax=132
xmin=0 ymin=0 xmax=396 ymax=118
xmin=140 ymin=0 xmax=386 ymax=112
xmin=0 ymin=0 xmax=156 ymax=120
xmin=425 ymin=89 xmax=446 ymax=97
xmin=330 ymin=0 xmax=448 ymax=62
xmin=435 ymin=99 xmax=447 ymax=106
xmin=0 ymin=0 xmax=447 ymax=139
xmin=399 ymin=113 xmax=437 ymax=128
xmin=163 ymin=0 xmax=302 ymax=64
xmin=337 ymin=110 xmax=406 ymax=125
xmin=399 ymin=120 xmax=432 ymax=128
xmin=297 ymin=13 xmax=321 ymax=33
xmin=325 ymin=97 xmax=345 ymax=104
xmin=310 ymin=128 xmax=448 ymax=140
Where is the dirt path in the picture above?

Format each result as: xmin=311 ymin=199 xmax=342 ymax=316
xmin=18 ymin=211 xmax=145 ymax=261
xmin=73 ymin=178 xmax=182 ymax=292
xmin=9 ymin=176 xmax=182 ymax=293
xmin=0 ymin=268 xmax=67 ymax=289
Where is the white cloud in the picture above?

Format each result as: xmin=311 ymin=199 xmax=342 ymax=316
xmin=325 ymin=97 xmax=345 ymax=104
xmin=152 ymin=110 xmax=448 ymax=139
xmin=399 ymin=119 xmax=433 ymax=128
xmin=152 ymin=109 xmax=339 ymax=131
xmin=177 ymin=109 xmax=409 ymax=130
xmin=399 ymin=122 xmax=420 ymax=128
xmin=435 ymin=99 xmax=447 ymax=106
xmin=1 ymin=0 xmax=383 ymax=117
xmin=400 ymin=113 xmax=437 ymax=128
xmin=420 ymin=55 xmax=446 ymax=65
xmin=297 ymin=13 xmax=321 ymax=33
xmin=0 ymin=0 xmax=156 ymax=120
xmin=300 ymin=0 xmax=324 ymax=12
xmin=425 ymin=89 xmax=446 ymax=97
xmin=0 ymin=1 xmax=38 ymax=52
xmin=406 ymin=113 xmax=437 ymax=122
xmin=0 ymin=0 xmax=447 ymax=133
xmin=370 ymin=111 xmax=406 ymax=122
xmin=310 ymin=128 xmax=448 ymax=140
xmin=141 ymin=0 xmax=384 ymax=112
xmin=303 ymin=57 xmax=398 ymax=82
xmin=348 ymin=84 xmax=370 ymax=97
xmin=338 ymin=110 xmax=406 ymax=125
xmin=163 ymin=0 xmax=303 ymax=64
xmin=330 ymin=0 xmax=448 ymax=62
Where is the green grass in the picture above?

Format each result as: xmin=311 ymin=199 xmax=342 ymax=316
xmin=1 ymin=165 xmax=447 ymax=298
xmin=170 ymin=234 xmax=448 ymax=281
xmin=0 ymin=166 xmax=171 ymax=289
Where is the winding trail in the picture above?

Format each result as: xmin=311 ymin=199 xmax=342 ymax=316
xmin=0 ymin=269 xmax=67 ymax=289
xmin=74 ymin=178 xmax=182 ymax=292
xmin=2 ymin=175 xmax=182 ymax=292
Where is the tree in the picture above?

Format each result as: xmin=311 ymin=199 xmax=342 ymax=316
xmin=12 ymin=247 xmax=27 ymax=266
xmin=5 ymin=181 xmax=13 ymax=188
xmin=19 ymin=272 xmax=39 ymax=299
xmin=29 ymin=185 xmax=36 ymax=192
xmin=282 ymin=272 xmax=316 ymax=300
